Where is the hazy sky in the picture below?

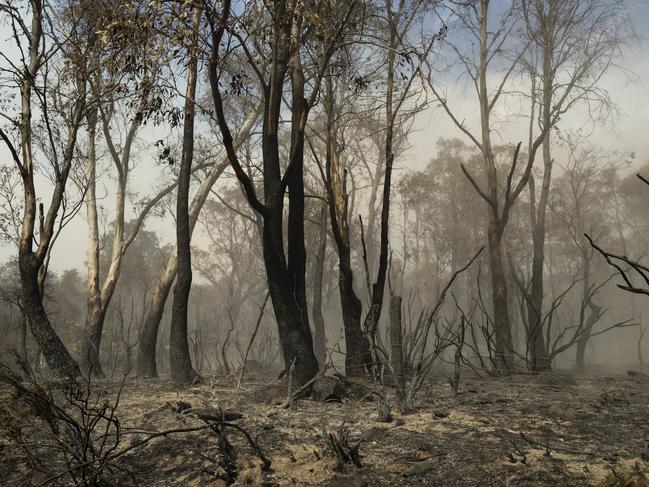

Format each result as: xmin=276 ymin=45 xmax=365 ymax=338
xmin=1 ymin=1 xmax=648 ymax=274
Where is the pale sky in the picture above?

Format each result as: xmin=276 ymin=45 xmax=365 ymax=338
xmin=1 ymin=1 xmax=649 ymax=274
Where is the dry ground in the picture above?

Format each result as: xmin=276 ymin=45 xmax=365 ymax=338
xmin=1 ymin=369 xmax=648 ymax=486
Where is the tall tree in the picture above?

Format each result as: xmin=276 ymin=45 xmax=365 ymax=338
xmin=134 ymin=104 xmax=261 ymax=378
xmin=317 ymin=75 xmax=371 ymax=376
xmin=169 ymin=5 xmax=202 ymax=384
xmin=428 ymin=1 xmax=546 ymax=373
xmin=0 ymin=0 xmax=90 ymax=377
xmin=521 ymin=0 xmax=632 ymax=371
xmin=206 ymin=0 xmax=360 ymax=386
xmin=362 ymin=0 xmax=438 ymax=365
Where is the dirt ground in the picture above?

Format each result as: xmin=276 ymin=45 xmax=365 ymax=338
xmin=1 ymin=369 xmax=648 ymax=486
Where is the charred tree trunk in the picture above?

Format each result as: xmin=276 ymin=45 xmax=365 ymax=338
xmin=11 ymin=1 xmax=84 ymax=378
xmin=362 ymin=9 xmax=399 ymax=356
xmin=323 ymin=78 xmax=370 ymax=376
xmin=19 ymin=258 xmax=80 ymax=378
xmin=311 ymin=199 xmax=328 ymax=366
xmin=134 ymin=103 xmax=260 ymax=378
xmin=169 ymin=6 xmax=200 ymax=384
xmin=263 ymin=212 xmax=319 ymax=386
xmin=526 ymin=11 xmax=555 ymax=372
xmin=487 ymin=223 xmax=515 ymax=372
xmin=136 ymin=257 xmax=176 ymax=377
xmin=207 ymin=0 xmax=321 ymax=387
xmin=287 ymin=29 xmax=311 ymax=354
xmin=389 ymin=294 xmax=406 ymax=410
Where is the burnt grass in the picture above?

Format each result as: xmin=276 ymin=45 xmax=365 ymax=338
xmin=1 ymin=370 xmax=648 ymax=486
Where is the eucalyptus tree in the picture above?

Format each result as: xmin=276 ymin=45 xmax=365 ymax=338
xmin=427 ymin=0 xmax=548 ymax=373
xmin=520 ymin=0 xmax=633 ymax=371
xmin=205 ymin=0 xmax=363 ymax=386
xmin=79 ymin=0 xmax=168 ymax=377
xmin=134 ymin=104 xmax=261 ymax=378
xmin=0 ymin=0 xmax=94 ymax=377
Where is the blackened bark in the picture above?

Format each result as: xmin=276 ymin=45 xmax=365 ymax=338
xmin=169 ymin=6 xmax=200 ymax=385
xmin=311 ymin=199 xmax=328 ymax=366
xmin=13 ymin=0 xmax=83 ymax=378
xmin=389 ymin=294 xmax=405 ymax=409
xmin=19 ymin=257 xmax=80 ymax=378
xmin=288 ymin=42 xmax=310 ymax=340
xmin=323 ymin=78 xmax=370 ymax=376
xmin=207 ymin=0 xmax=319 ymax=387
xmin=487 ymin=224 xmax=515 ymax=372
xmin=363 ymin=4 xmax=399 ymax=350
xmin=135 ymin=258 xmax=176 ymax=377
xmin=263 ymin=212 xmax=319 ymax=386
xmin=526 ymin=12 xmax=555 ymax=372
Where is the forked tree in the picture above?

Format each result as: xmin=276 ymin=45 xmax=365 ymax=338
xmin=0 ymin=0 xmax=91 ymax=377
xmin=205 ymin=0 xmax=361 ymax=386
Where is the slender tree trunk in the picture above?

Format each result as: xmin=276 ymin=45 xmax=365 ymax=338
xmin=389 ymin=293 xmax=406 ymax=410
xmin=311 ymin=198 xmax=328 ymax=366
xmin=363 ymin=5 xmax=399 ymax=351
xmin=288 ymin=48 xmax=309 ymax=326
xmin=527 ymin=223 xmax=551 ymax=370
xmin=526 ymin=13 xmax=555 ymax=372
xmin=169 ymin=6 xmax=200 ymax=384
xmin=576 ymin=254 xmax=599 ymax=370
xmin=15 ymin=1 xmax=82 ymax=378
xmin=324 ymin=78 xmax=370 ymax=376
xmin=80 ymin=108 xmax=106 ymax=377
xmin=134 ymin=104 xmax=260 ymax=378
xmin=487 ymin=224 xmax=515 ymax=372
xmin=478 ymin=1 xmax=514 ymax=374
xmin=136 ymin=256 xmax=177 ymax=377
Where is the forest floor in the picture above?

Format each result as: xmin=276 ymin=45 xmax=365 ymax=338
xmin=1 ymin=369 xmax=649 ymax=486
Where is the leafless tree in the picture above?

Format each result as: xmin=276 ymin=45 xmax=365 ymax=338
xmin=521 ymin=0 xmax=634 ymax=371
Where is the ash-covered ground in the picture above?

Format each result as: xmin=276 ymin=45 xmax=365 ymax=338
xmin=1 ymin=370 xmax=648 ymax=486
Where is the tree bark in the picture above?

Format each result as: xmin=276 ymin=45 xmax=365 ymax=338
xmin=576 ymin=253 xmax=599 ymax=370
xmin=311 ymin=198 xmax=328 ymax=366
xmin=487 ymin=224 xmax=515 ymax=371
xmin=80 ymin=107 xmax=105 ymax=377
xmin=169 ymin=6 xmax=201 ymax=385
xmin=323 ymin=78 xmax=370 ymax=376
xmin=363 ymin=2 xmax=399 ymax=352
xmin=136 ymin=256 xmax=176 ymax=377
xmin=526 ymin=4 xmax=556 ymax=372
xmin=13 ymin=0 xmax=84 ymax=378
xmin=389 ymin=294 xmax=405 ymax=410
xmin=134 ymin=101 xmax=261 ymax=378
xmin=477 ymin=1 xmax=515 ymax=373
